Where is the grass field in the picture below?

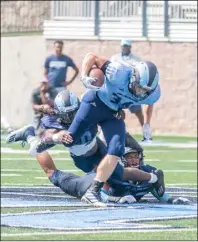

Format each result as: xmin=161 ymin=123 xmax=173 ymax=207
xmin=1 ymin=135 xmax=197 ymax=241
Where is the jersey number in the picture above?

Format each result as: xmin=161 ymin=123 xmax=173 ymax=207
xmin=110 ymin=93 xmax=121 ymax=104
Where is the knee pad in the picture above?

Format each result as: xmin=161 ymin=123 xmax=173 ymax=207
xmin=108 ymin=135 xmax=125 ymax=157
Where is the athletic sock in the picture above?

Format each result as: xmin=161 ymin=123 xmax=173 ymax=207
xmin=27 ymin=135 xmax=38 ymax=145
xmin=89 ymin=180 xmax=104 ymax=193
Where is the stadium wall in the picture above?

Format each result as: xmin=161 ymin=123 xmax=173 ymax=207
xmin=1 ymin=35 xmax=197 ymax=136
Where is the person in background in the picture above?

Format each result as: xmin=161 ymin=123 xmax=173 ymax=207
xmin=31 ymin=78 xmax=58 ymax=133
xmin=111 ymin=39 xmax=154 ymax=142
xmin=44 ymin=40 xmax=79 ymax=93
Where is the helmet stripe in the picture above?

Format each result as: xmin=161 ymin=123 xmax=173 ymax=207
xmin=145 ymin=61 xmax=158 ymax=87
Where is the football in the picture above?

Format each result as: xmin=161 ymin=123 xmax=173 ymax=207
xmin=88 ymin=67 xmax=105 ymax=87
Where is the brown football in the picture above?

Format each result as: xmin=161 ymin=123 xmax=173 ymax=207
xmin=89 ymin=67 xmax=105 ymax=87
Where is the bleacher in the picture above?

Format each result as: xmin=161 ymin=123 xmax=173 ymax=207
xmin=43 ymin=0 xmax=197 ymax=42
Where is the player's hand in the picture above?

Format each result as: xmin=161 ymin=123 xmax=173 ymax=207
xmin=106 ymin=194 xmax=136 ymax=204
xmin=168 ymin=197 xmax=190 ymax=205
xmin=115 ymin=110 xmax=126 ymax=120
xmin=57 ymin=130 xmax=73 ymax=144
xmin=38 ymin=105 xmax=56 ymax=115
xmin=81 ymin=76 xmax=100 ymax=90
xmin=118 ymin=195 xmax=136 ymax=204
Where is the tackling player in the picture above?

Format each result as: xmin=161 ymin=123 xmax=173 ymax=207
xmin=30 ymin=147 xmax=189 ymax=205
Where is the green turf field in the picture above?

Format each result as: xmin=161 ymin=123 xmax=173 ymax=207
xmin=1 ymin=135 xmax=197 ymax=241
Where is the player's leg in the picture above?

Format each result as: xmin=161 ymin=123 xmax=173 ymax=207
xmin=129 ymin=105 xmax=144 ymax=127
xmin=6 ymin=125 xmax=36 ymax=145
xmin=142 ymin=104 xmax=153 ymax=141
xmin=36 ymin=151 xmax=57 ymax=178
xmin=73 ymin=137 xmax=108 ymax=173
xmin=50 ymin=169 xmax=95 ymax=198
xmin=67 ymin=90 xmax=117 ymax=146
xmin=82 ymin=118 xmax=125 ymax=205
xmin=6 ymin=125 xmax=56 ymax=155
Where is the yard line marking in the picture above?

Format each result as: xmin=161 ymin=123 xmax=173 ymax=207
xmin=1 ymin=158 xmax=71 ymax=161
xmin=1 ymin=147 xmax=69 ymax=154
xmin=1 ymin=169 xmax=79 ymax=172
xmin=1 ymin=191 xmax=69 ymax=199
xmin=167 ymin=183 xmax=197 ymax=186
xmin=1 ymin=157 xmax=161 ymax=162
xmin=35 ymin=177 xmax=48 ymax=180
xmin=1 ymin=174 xmax=22 ymax=177
xmin=178 ymin=160 xmax=197 ymax=162
xmin=163 ymin=170 xmax=197 ymax=172
xmin=139 ymin=141 xmax=197 ymax=148
xmin=1 ymin=228 xmax=197 ymax=237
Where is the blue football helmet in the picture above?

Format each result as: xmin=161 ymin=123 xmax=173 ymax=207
xmin=54 ymin=90 xmax=80 ymax=124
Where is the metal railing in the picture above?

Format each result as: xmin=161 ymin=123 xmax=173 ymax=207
xmin=1 ymin=0 xmax=197 ymax=42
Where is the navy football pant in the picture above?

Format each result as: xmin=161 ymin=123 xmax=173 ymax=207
xmin=68 ymin=91 xmax=125 ymax=157
xmin=50 ymin=164 xmax=124 ymax=198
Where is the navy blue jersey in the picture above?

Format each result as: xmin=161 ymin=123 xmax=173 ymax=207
xmin=40 ymin=114 xmax=69 ymax=130
xmin=108 ymin=164 xmax=157 ymax=201
xmin=40 ymin=114 xmax=99 ymax=157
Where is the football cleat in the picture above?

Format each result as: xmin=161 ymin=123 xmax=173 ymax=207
xmin=81 ymin=189 xmax=106 ymax=207
xmin=6 ymin=125 xmax=35 ymax=144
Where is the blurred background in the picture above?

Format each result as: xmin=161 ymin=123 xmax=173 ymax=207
xmin=1 ymin=0 xmax=197 ymax=136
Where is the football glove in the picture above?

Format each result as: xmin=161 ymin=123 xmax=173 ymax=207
xmin=168 ymin=197 xmax=190 ymax=205
xmin=81 ymin=76 xmax=101 ymax=91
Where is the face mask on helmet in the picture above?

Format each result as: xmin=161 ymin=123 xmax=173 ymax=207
xmin=54 ymin=90 xmax=80 ymax=125
xmin=129 ymin=61 xmax=159 ymax=101
xmin=121 ymin=147 xmax=144 ymax=168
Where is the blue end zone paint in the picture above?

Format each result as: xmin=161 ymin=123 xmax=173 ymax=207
xmin=1 ymin=186 xmax=197 ymax=231
xmin=1 ymin=204 xmax=197 ymax=231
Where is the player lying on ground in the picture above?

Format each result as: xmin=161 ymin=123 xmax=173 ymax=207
xmin=50 ymin=146 xmax=190 ymax=205
xmin=15 ymin=145 xmax=188 ymax=205
xmin=6 ymin=90 xmax=164 ymax=203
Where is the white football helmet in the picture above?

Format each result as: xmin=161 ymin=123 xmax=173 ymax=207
xmin=54 ymin=90 xmax=80 ymax=124
xmin=129 ymin=61 xmax=159 ymax=100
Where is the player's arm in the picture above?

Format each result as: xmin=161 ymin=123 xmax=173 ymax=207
xmin=151 ymin=187 xmax=190 ymax=205
xmin=81 ymin=52 xmax=108 ymax=76
xmin=81 ymin=53 xmax=109 ymax=90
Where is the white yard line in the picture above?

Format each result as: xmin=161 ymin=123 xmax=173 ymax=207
xmin=1 ymin=174 xmax=22 ymax=177
xmin=163 ymin=170 xmax=197 ymax=172
xmin=1 ymin=228 xmax=197 ymax=237
xmin=1 ymin=182 xmax=197 ymax=187
xmin=167 ymin=183 xmax=197 ymax=186
xmin=178 ymin=160 xmax=197 ymax=163
xmin=1 ymin=157 xmax=71 ymax=161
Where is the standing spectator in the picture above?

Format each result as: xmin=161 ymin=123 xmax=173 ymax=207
xmin=44 ymin=40 xmax=79 ymax=93
xmin=110 ymin=39 xmax=154 ymax=142
xmin=31 ymin=79 xmax=58 ymax=133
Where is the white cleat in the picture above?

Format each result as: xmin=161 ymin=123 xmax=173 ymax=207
xmin=81 ymin=190 xmax=107 ymax=207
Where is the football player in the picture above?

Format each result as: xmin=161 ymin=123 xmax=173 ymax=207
xmin=7 ymin=90 xmax=164 ymax=205
xmin=58 ymin=52 xmax=161 ymax=205
xmin=32 ymin=147 xmax=190 ymax=205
